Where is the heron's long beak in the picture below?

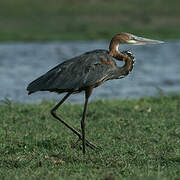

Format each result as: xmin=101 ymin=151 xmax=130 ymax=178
xmin=128 ymin=35 xmax=164 ymax=45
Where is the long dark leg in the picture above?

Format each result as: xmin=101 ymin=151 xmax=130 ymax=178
xmin=50 ymin=92 xmax=99 ymax=150
xmin=81 ymin=88 xmax=92 ymax=154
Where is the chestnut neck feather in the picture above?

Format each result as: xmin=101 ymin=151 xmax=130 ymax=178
xmin=109 ymin=37 xmax=134 ymax=73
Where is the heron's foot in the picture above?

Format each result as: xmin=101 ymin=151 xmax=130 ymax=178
xmin=85 ymin=139 xmax=102 ymax=151
xmin=71 ymin=138 xmax=102 ymax=151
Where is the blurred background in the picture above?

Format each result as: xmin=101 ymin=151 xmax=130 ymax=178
xmin=0 ymin=0 xmax=180 ymax=103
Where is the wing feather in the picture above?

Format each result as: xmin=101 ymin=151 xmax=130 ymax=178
xmin=27 ymin=50 xmax=116 ymax=94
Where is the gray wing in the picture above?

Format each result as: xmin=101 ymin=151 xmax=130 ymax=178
xmin=27 ymin=50 xmax=117 ymax=94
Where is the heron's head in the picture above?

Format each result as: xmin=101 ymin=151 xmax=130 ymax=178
xmin=113 ymin=32 xmax=164 ymax=45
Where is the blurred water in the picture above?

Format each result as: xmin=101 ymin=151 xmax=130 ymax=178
xmin=0 ymin=40 xmax=179 ymax=103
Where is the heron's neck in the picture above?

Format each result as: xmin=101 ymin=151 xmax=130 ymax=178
xmin=109 ymin=39 xmax=120 ymax=59
xmin=109 ymin=39 xmax=127 ymax=61
xmin=109 ymin=39 xmax=134 ymax=76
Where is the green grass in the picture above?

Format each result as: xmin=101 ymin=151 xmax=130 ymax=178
xmin=0 ymin=0 xmax=180 ymax=41
xmin=0 ymin=94 xmax=180 ymax=179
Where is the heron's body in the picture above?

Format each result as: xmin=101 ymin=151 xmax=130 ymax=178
xmin=27 ymin=32 xmax=163 ymax=154
xmin=27 ymin=49 xmax=134 ymax=95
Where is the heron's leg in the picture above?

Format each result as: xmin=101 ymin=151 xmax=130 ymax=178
xmin=81 ymin=88 xmax=92 ymax=154
xmin=50 ymin=92 xmax=99 ymax=150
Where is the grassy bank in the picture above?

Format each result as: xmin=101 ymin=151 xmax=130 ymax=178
xmin=0 ymin=95 xmax=180 ymax=179
xmin=0 ymin=0 xmax=180 ymax=41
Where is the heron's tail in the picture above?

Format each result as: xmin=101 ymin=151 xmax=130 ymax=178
xmin=26 ymin=74 xmax=49 ymax=95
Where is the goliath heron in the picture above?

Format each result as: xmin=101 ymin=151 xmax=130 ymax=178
xmin=27 ymin=32 xmax=163 ymax=154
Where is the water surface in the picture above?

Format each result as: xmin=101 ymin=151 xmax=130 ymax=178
xmin=0 ymin=41 xmax=179 ymax=103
